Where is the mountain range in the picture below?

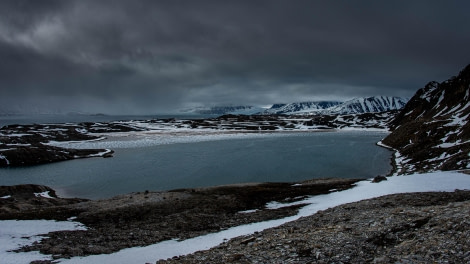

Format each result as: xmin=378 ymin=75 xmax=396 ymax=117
xmin=183 ymin=96 xmax=408 ymax=116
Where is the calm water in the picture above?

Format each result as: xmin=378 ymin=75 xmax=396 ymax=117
xmin=0 ymin=132 xmax=392 ymax=199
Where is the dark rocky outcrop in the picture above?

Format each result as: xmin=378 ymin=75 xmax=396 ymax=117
xmin=0 ymin=184 xmax=87 ymax=220
xmin=0 ymin=145 xmax=113 ymax=167
xmin=0 ymin=122 xmax=137 ymax=167
xmin=383 ymin=64 xmax=470 ymax=174
xmin=371 ymin=175 xmax=387 ymax=183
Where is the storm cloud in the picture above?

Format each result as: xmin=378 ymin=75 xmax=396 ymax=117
xmin=0 ymin=0 xmax=469 ymax=114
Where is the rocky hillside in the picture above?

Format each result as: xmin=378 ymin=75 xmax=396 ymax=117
xmin=328 ymin=96 xmax=408 ymax=115
xmin=382 ymin=64 xmax=470 ymax=174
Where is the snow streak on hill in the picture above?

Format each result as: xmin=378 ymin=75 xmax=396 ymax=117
xmin=327 ymin=96 xmax=408 ymax=115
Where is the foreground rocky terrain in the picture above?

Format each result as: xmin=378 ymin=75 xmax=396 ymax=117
xmin=0 ymin=179 xmax=360 ymax=261
xmin=3 ymin=179 xmax=470 ymax=264
xmin=158 ymin=190 xmax=470 ymax=264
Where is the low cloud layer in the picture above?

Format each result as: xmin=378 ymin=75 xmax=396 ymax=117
xmin=1 ymin=0 xmax=469 ymax=114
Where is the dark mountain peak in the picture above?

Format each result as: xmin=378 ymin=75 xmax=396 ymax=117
xmin=383 ymin=64 xmax=470 ymax=174
xmin=390 ymin=64 xmax=470 ymax=130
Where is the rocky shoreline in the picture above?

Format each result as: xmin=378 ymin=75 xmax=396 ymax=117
xmin=2 ymin=180 xmax=469 ymax=264
xmin=1 ymin=178 xmax=361 ymax=261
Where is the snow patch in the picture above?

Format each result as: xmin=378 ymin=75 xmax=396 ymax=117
xmin=75 ymin=128 xmax=88 ymax=134
xmin=34 ymin=191 xmax=54 ymax=199
xmin=238 ymin=209 xmax=259 ymax=214
xmin=0 ymin=154 xmax=10 ymax=165
xmin=265 ymin=197 xmax=312 ymax=209
xmin=6 ymin=143 xmax=31 ymax=147
xmin=0 ymin=220 xmax=87 ymax=264
xmin=1 ymin=133 xmax=32 ymax=137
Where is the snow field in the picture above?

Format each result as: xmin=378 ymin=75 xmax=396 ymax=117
xmin=0 ymin=220 xmax=86 ymax=264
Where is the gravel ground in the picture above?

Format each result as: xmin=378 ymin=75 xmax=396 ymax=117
xmin=158 ymin=190 xmax=470 ymax=264
xmin=1 ymin=179 xmax=360 ymax=261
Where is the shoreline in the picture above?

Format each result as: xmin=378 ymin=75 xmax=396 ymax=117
xmin=376 ymin=140 xmax=399 ymax=176
xmin=2 ymin=172 xmax=470 ymax=263
xmin=1 ymin=178 xmax=362 ymax=262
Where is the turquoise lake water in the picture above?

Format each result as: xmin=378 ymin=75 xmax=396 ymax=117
xmin=0 ymin=131 xmax=392 ymax=199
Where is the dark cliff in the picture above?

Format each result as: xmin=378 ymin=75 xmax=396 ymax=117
xmin=383 ymin=64 xmax=470 ymax=174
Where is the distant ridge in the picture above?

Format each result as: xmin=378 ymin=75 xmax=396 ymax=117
xmin=383 ymin=64 xmax=470 ymax=174
xmin=179 ymin=96 xmax=408 ymax=116
xmin=261 ymin=96 xmax=407 ymax=115
xmin=262 ymin=101 xmax=342 ymax=115
xmin=180 ymin=106 xmax=264 ymax=115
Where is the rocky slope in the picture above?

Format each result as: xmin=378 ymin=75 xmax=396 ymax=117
xmin=382 ymin=64 xmax=470 ymax=174
xmin=158 ymin=191 xmax=470 ymax=264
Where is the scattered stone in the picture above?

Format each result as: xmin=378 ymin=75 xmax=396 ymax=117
xmin=372 ymin=175 xmax=388 ymax=183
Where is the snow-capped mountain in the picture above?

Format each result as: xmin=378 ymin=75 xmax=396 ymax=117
xmin=262 ymin=96 xmax=407 ymax=115
xmin=327 ymin=96 xmax=408 ymax=115
xmin=383 ymin=64 xmax=470 ymax=174
xmin=262 ymin=101 xmax=342 ymax=115
xmin=181 ymin=106 xmax=264 ymax=115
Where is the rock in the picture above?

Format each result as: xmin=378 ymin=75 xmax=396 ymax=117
xmin=371 ymin=175 xmax=387 ymax=183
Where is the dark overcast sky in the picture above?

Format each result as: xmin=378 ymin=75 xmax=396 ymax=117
xmin=0 ymin=0 xmax=469 ymax=114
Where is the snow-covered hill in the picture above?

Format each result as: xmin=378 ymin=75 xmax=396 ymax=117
xmin=262 ymin=101 xmax=342 ymax=115
xmin=383 ymin=64 xmax=470 ymax=174
xmin=262 ymin=96 xmax=407 ymax=115
xmin=327 ymin=96 xmax=408 ymax=115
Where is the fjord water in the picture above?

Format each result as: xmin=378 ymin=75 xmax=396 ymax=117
xmin=0 ymin=132 xmax=392 ymax=199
